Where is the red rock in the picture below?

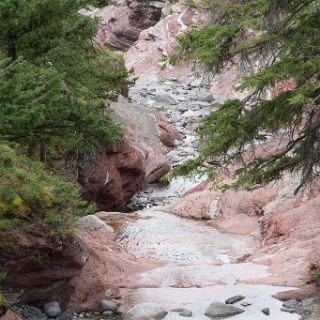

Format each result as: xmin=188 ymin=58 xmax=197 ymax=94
xmin=155 ymin=113 xmax=182 ymax=148
xmin=79 ymin=139 xmax=145 ymax=211
xmin=0 ymin=232 xmax=88 ymax=309
xmin=273 ymin=286 xmax=318 ymax=302
xmin=145 ymin=154 xmax=171 ymax=183
xmin=95 ymin=1 xmax=165 ymax=51
xmin=68 ymin=229 xmax=157 ymax=312
xmin=251 ymin=193 xmax=320 ymax=286
xmin=2 ymin=310 xmax=22 ymax=320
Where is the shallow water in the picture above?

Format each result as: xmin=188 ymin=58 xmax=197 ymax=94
xmin=119 ymin=210 xmax=300 ymax=319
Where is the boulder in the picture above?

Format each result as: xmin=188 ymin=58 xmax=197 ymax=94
xmin=204 ymin=302 xmax=244 ymax=318
xmin=77 ymin=215 xmax=114 ymax=233
xmin=155 ymin=112 xmax=182 ymax=148
xmin=101 ymin=300 xmax=118 ymax=312
xmin=126 ymin=302 xmax=168 ymax=320
xmin=44 ymin=301 xmax=61 ymax=318
xmin=282 ymin=299 xmax=299 ymax=309
xmin=79 ymin=139 xmax=146 ymax=211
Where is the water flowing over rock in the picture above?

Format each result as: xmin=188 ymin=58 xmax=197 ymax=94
xmin=79 ymin=96 xmax=181 ymax=210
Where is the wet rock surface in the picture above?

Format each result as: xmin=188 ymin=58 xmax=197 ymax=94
xmin=126 ymin=75 xmax=216 ymax=209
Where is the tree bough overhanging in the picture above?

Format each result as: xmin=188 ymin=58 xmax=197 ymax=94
xmin=0 ymin=0 xmax=128 ymax=160
xmin=170 ymin=0 xmax=320 ymax=193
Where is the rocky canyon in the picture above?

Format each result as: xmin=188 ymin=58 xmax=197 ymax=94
xmin=1 ymin=1 xmax=320 ymax=320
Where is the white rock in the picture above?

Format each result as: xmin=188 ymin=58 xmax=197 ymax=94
xmin=77 ymin=215 xmax=114 ymax=232
xmin=44 ymin=301 xmax=61 ymax=318
xmin=126 ymin=302 xmax=168 ymax=320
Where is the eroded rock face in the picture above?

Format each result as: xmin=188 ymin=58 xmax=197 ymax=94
xmin=68 ymin=229 xmax=155 ymax=312
xmin=95 ymin=0 xmax=165 ymax=50
xmin=0 ymin=232 xmax=88 ymax=308
xmin=79 ymin=98 xmax=178 ymax=211
xmin=79 ymin=139 xmax=146 ymax=211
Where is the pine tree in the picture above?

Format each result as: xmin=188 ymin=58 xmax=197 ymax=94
xmin=0 ymin=0 xmax=127 ymax=159
xmin=171 ymin=0 xmax=320 ymax=192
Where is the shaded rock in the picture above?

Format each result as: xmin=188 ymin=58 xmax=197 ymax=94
xmin=282 ymin=299 xmax=299 ymax=309
xmin=126 ymin=302 xmax=168 ymax=320
xmin=77 ymin=215 xmax=114 ymax=233
xmin=94 ymin=0 xmax=165 ymax=51
xmin=262 ymin=308 xmax=270 ymax=316
xmin=205 ymin=302 xmax=244 ymax=318
xmin=225 ymin=295 xmax=245 ymax=304
xmin=1 ymin=234 xmax=88 ymax=308
xmin=145 ymin=156 xmax=171 ymax=183
xmin=79 ymin=139 xmax=146 ymax=211
xmin=44 ymin=301 xmax=61 ymax=318
xmin=101 ymin=300 xmax=118 ymax=312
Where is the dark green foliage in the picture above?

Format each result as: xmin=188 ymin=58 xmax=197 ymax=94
xmin=0 ymin=0 xmax=127 ymax=159
xmin=171 ymin=0 xmax=320 ymax=192
xmin=0 ymin=144 xmax=93 ymax=231
xmin=315 ymin=271 xmax=320 ymax=287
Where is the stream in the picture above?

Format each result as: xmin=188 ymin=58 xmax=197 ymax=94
xmin=115 ymin=76 xmax=300 ymax=319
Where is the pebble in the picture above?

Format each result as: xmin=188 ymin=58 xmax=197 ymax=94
xmin=44 ymin=301 xmax=61 ymax=318
xmin=262 ymin=308 xmax=270 ymax=316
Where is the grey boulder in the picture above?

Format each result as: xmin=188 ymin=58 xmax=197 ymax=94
xmin=101 ymin=300 xmax=118 ymax=312
xmin=44 ymin=301 xmax=61 ymax=318
xmin=282 ymin=299 xmax=299 ymax=309
xmin=205 ymin=302 xmax=244 ymax=318
xmin=126 ymin=302 xmax=168 ymax=320
xmin=152 ymin=94 xmax=177 ymax=105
